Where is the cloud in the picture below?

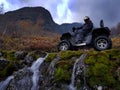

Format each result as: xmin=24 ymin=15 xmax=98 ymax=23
xmin=68 ymin=0 xmax=120 ymax=27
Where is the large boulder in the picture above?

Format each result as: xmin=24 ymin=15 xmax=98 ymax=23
xmin=8 ymin=68 xmax=33 ymax=90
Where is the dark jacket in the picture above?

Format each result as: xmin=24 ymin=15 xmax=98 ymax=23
xmin=78 ymin=20 xmax=93 ymax=34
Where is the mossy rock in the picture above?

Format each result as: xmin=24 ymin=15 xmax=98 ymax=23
xmin=1 ymin=50 xmax=17 ymax=61
xmin=59 ymin=50 xmax=82 ymax=60
xmin=106 ymin=49 xmax=120 ymax=60
xmin=87 ymin=63 xmax=116 ymax=87
xmin=114 ymin=82 xmax=120 ymax=90
xmin=14 ymin=51 xmax=28 ymax=60
xmin=27 ymin=51 xmax=39 ymax=60
xmin=45 ymin=53 xmax=57 ymax=62
xmin=54 ymin=67 xmax=71 ymax=83
xmin=0 ymin=61 xmax=15 ymax=78
xmin=1 ymin=50 xmax=8 ymax=58
xmin=84 ymin=49 xmax=120 ymax=88
xmin=54 ymin=58 xmax=75 ymax=83
xmin=7 ymin=51 xmax=17 ymax=61
xmin=55 ymin=60 xmax=74 ymax=69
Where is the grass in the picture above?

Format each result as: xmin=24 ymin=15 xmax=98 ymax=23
xmin=0 ymin=35 xmax=60 ymax=52
xmin=112 ymin=37 xmax=120 ymax=48
xmin=0 ymin=34 xmax=119 ymax=52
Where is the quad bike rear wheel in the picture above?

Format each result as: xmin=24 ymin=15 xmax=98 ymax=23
xmin=93 ymin=36 xmax=112 ymax=51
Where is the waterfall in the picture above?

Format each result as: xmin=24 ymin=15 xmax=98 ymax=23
xmin=31 ymin=54 xmax=48 ymax=90
xmin=0 ymin=76 xmax=14 ymax=90
xmin=69 ymin=54 xmax=87 ymax=90
xmin=48 ymin=54 xmax=60 ymax=78
xmin=0 ymin=54 xmax=48 ymax=90
xmin=30 ymin=57 xmax=45 ymax=90
xmin=97 ymin=86 xmax=102 ymax=90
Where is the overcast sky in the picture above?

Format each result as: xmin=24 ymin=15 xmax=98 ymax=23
xmin=0 ymin=0 xmax=120 ymax=27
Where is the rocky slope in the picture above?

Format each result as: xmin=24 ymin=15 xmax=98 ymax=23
xmin=0 ymin=49 xmax=120 ymax=90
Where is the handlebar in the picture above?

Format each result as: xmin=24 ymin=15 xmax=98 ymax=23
xmin=72 ymin=27 xmax=78 ymax=32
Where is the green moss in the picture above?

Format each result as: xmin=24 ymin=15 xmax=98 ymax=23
xmin=106 ymin=49 xmax=120 ymax=60
xmin=45 ymin=53 xmax=56 ymax=62
xmin=54 ymin=57 xmax=75 ymax=83
xmin=7 ymin=51 xmax=16 ymax=61
xmin=87 ymin=62 xmax=115 ymax=86
xmin=93 ymin=63 xmax=109 ymax=76
xmin=0 ymin=61 xmax=15 ymax=77
xmin=0 ymin=69 xmax=7 ymax=77
xmin=1 ymin=50 xmax=8 ymax=58
xmin=114 ymin=82 xmax=120 ymax=90
xmin=85 ymin=51 xmax=111 ymax=65
xmin=85 ymin=56 xmax=97 ymax=65
xmin=28 ymin=52 xmax=39 ymax=60
xmin=59 ymin=50 xmax=82 ymax=59
xmin=56 ymin=60 xmax=74 ymax=69
xmin=54 ymin=67 xmax=71 ymax=83
xmin=1 ymin=50 xmax=17 ymax=61
xmin=85 ymin=50 xmax=118 ymax=87
xmin=116 ymin=69 xmax=120 ymax=81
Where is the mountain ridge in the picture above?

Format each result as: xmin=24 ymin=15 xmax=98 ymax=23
xmin=0 ymin=7 xmax=81 ymax=36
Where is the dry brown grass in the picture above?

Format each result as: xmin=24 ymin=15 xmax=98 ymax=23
xmin=0 ymin=35 xmax=60 ymax=52
xmin=0 ymin=34 xmax=119 ymax=52
xmin=112 ymin=37 xmax=120 ymax=48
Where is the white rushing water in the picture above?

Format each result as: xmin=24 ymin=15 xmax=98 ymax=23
xmin=97 ymin=86 xmax=102 ymax=90
xmin=0 ymin=54 xmax=48 ymax=90
xmin=0 ymin=76 xmax=14 ymax=90
xmin=31 ymin=54 xmax=48 ymax=90
xmin=69 ymin=54 xmax=86 ymax=90
xmin=48 ymin=54 xmax=60 ymax=77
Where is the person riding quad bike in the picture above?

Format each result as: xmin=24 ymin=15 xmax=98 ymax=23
xmin=73 ymin=16 xmax=93 ymax=44
xmin=58 ymin=16 xmax=112 ymax=51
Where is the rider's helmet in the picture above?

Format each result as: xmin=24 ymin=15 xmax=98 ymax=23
xmin=84 ymin=16 xmax=90 ymax=22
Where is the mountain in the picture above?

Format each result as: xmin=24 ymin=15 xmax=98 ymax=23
xmin=58 ymin=22 xmax=82 ymax=34
xmin=0 ymin=7 xmax=81 ymax=36
xmin=0 ymin=7 xmax=58 ymax=36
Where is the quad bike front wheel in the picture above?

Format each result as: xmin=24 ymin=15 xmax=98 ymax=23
xmin=58 ymin=40 xmax=71 ymax=51
xmin=93 ymin=36 xmax=112 ymax=51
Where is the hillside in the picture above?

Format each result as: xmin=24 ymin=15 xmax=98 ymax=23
xmin=0 ymin=48 xmax=120 ymax=90
xmin=0 ymin=7 xmax=59 ymax=37
xmin=0 ymin=7 xmax=82 ymax=37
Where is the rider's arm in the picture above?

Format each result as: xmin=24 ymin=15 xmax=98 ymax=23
xmin=76 ymin=26 xmax=83 ymax=30
xmin=82 ymin=22 xmax=93 ymax=30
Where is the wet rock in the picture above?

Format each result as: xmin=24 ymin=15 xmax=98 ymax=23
xmin=0 ymin=57 xmax=9 ymax=70
xmin=13 ymin=62 xmax=23 ymax=70
xmin=7 ymin=67 xmax=33 ymax=90
xmin=47 ymin=83 xmax=68 ymax=90
xmin=23 ymin=54 xmax=35 ymax=66
xmin=13 ymin=67 xmax=33 ymax=81
xmin=14 ymin=51 xmax=27 ymax=60
xmin=0 ymin=51 xmax=2 ymax=56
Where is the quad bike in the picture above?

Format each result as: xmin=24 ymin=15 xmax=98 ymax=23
xmin=58 ymin=20 xmax=112 ymax=51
